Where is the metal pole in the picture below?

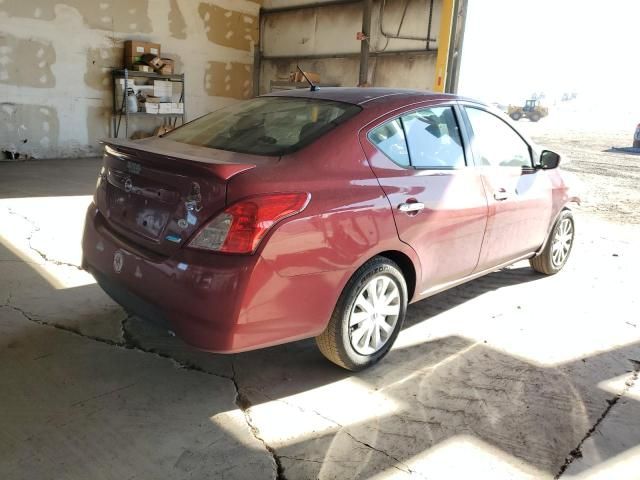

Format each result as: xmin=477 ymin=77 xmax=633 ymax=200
xmin=253 ymin=47 xmax=261 ymax=97
xmin=359 ymin=0 xmax=373 ymax=86
xmin=446 ymin=0 xmax=468 ymax=93
xmin=432 ymin=0 xmax=455 ymax=92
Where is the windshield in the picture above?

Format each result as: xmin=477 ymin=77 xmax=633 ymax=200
xmin=165 ymin=96 xmax=362 ymax=156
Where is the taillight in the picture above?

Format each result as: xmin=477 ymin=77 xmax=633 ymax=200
xmin=188 ymin=193 xmax=310 ymax=254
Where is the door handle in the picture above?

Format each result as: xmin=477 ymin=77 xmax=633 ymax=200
xmin=493 ymin=189 xmax=509 ymax=201
xmin=398 ymin=202 xmax=425 ymax=213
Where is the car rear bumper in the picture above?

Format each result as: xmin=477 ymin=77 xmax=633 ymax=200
xmin=82 ymin=204 xmax=339 ymax=353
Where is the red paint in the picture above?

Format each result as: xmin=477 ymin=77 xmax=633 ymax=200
xmin=82 ymin=88 xmax=579 ymax=353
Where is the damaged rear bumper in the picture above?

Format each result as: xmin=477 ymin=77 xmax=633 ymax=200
xmin=82 ymin=203 xmax=265 ymax=353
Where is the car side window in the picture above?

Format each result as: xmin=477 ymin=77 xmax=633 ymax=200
xmin=465 ymin=107 xmax=532 ymax=168
xmin=401 ymin=107 xmax=465 ymax=168
xmin=368 ymin=119 xmax=410 ymax=167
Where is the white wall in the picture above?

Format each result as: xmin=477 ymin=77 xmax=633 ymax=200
xmin=0 ymin=0 xmax=260 ymax=159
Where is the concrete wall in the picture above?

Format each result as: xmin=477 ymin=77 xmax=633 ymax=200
xmin=0 ymin=0 xmax=260 ymax=159
xmin=260 ymin=0 xmax=442 ymax=94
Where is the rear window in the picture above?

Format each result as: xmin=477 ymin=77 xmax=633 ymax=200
xmin=164 ymin=96 xmax=362 ymax=156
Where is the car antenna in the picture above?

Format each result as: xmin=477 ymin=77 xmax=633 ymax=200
xmin=297 ymin=65 xmax=319 ymax=92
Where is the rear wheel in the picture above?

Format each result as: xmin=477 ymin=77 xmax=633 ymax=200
xmin=530 ymin=210 xmax=575 ymax=275
xmin=316 ymin=257 xmax=407 ymax=371
xmin=529 ymin=112 xmax=541 ymax=122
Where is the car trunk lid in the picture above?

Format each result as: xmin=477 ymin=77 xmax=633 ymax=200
xmin=96 ymin=137 xmax=270 ymax=257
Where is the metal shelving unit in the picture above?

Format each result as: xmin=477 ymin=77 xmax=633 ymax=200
xmin=111 ymin=69 xmax=185 ymax=138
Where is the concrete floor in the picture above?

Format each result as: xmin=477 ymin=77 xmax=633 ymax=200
xmin=1 ymin=158 xmax=639 ymax=480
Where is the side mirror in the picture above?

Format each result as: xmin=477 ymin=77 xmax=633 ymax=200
xmin=538 ymin=150 xmax=561 ymax=169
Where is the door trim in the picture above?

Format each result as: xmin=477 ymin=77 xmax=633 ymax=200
xmin=412 ymin=251 xmax=536 ymax=303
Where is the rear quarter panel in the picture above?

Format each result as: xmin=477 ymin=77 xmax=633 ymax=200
xmin=226 ymin=118 xmax=420 ymax=336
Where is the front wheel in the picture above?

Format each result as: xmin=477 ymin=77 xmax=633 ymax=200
xmin=316 ymin=257 xmax=407 ymax=371
xmin=510 ymin=112 xmax=522 ymax=121
xmin=530 ymin=210 xmax=575 ymax=275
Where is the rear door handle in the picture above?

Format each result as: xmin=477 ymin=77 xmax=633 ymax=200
xmin=398 ymin=202 xmax=425 ymax=213
xmin=493 ymin=189 xmax=509 ymax=201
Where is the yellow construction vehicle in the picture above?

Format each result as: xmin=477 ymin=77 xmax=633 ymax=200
xmin=507 ymin=99 xmax=548 ymax=122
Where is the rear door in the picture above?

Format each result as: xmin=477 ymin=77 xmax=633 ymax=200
xmin=360 ymin=102 xmax=488 ymax=295
xmin=460 ymin=105 xmax=553 ymax=270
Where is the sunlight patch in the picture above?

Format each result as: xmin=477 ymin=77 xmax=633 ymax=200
xmin=0 ymin=196 xmax=95 ymax=289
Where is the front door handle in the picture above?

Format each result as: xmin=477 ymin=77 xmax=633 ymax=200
xmin=398 ymin=202 xmax=425 ymax=213
xmin=493 ymin=189 xmax=509 ymax=201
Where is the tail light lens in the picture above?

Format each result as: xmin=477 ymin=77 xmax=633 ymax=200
xmin=188 ymin=193 xmax=310 ymax=254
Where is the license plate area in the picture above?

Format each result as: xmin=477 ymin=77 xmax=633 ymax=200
xmin=106 ymin=168 xmax=179 ymax=241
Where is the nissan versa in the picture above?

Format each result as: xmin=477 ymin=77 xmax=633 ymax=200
xmin=82 ymin=88 xmax=579 ymax=370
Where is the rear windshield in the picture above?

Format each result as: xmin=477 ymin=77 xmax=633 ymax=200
xmin=165 ymin=96 xmax=362 ymax=156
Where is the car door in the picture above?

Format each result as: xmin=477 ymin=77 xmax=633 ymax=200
xmin=461 ymin=104 xmax=553 ymax=271
xmin=360 ymin=103 xmax=488 ymax=295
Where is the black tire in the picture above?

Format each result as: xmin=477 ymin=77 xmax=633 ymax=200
xmin=529 ymin=112 xmax=541 ymax=122
xmin=530 ymin=210 xmax=575 ymax=275
xmin=316 ymin=256 xmax=408 ymax=371
xmin=510 ymin=112 xmax=522 ymax=121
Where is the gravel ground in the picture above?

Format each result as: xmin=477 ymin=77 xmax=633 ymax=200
xmin=518 ymin=112 xmax=640 ymax=225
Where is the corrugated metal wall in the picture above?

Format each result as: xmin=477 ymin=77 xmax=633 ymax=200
xmin=259 ymin=0 xmax=443 ymax=93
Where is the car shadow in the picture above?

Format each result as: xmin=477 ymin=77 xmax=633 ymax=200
xmin=123 ymin=263 xmax=547 ymax=401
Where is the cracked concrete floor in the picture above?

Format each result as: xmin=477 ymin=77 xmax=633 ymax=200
xmin=1 ymin=158 xmax=640 ymax=480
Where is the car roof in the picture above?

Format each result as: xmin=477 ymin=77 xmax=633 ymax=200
xmin=264 ymin=87 xmax=475 ymax=108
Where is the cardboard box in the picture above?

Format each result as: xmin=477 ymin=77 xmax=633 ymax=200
xmin=170 ymin=102 xmax=184 ymax=114
xmin=158 ymin=58 xmax=175 ymax=75
xmin=141 ymin=54 xmax=164 ymax=70
xmin=133 ymin=65 xmax=152 ymax=73
xmin=158 ymin=103 xmax=172 ymax=114
xmin=124 ymin=40 xmax=161 ymax=67
xmin=143 ymin=103 xmax=159 ymax=114
xmin=153 ymin=80 xmax=172 ymax=98
xmin=145 ymin=95 xmax=162 ymax=103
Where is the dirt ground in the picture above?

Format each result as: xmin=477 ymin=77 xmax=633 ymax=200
xmin=519 ymin=111 xmax=640 ymax=225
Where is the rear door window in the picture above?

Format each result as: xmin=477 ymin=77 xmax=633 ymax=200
xmin=368 ymin=119 xmax=410 ymax=166
xmin=401 ymin=107 xmax=465 ymax=168
xmin=165 ymin=97 xmax=361 ymax=156
xmin=368 ymin=106 xmax=466 ymax=169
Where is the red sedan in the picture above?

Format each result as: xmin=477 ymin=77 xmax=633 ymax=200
xmin=82 ymin=88 xmax=579 ymax=370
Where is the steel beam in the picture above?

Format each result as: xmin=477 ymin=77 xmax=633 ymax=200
xmin=359 ymin=0 xmax=373 ymax=86
xmin=262 ymin=49 xmax=436 ymax=61
xmin=261 ymin=0 xmax=361 ymax=15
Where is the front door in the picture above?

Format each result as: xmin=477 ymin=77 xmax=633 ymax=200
xmin=462 ymin=105 xmax=553 ymax=270
xmin=360 ymin=103 xmax=488 ymax=295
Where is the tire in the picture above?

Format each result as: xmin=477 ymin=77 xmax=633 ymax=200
xmin=529 ymin=112 xmax=541 ymax=122
xmin=316 ymin=256 xmax=408 ymax=371
xmin=510 ymin=112 xmax=522 ymax=121
xmin=530 ymin=210 xmax=575 ymax=275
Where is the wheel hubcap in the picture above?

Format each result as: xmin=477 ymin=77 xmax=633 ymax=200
xmin=551 ymin=218 xmax=573 ymax=267
xmin=349 ymin=275 xmax=400 ymax=355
